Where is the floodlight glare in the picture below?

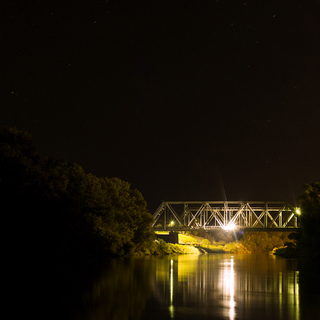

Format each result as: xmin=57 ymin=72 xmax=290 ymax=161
xmin=295 ymin=207 xmax=301 ymax=215
xmin=224 ymin=223 xmax=236 ymax=231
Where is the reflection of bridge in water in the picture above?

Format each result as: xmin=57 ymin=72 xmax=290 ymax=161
xmin=151 ymin=255 xmax=300 ymax=320
xmin=152 ymin=201 xmax=299 ymax=231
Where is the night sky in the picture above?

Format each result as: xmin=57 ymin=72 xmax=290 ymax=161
xmin=2 ymin=0 xmax=320 ymax=212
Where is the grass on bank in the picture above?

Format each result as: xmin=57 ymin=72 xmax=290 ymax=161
xmin=135 ymin=238 xmax=200 ymax=255
xmin=178 ymin=233 xmax=250 ymax=253
xmin=148 ymin=233 xmax=249 ymax=255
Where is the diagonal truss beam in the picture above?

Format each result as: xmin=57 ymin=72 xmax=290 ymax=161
xmin=248 ymin=204 xmax=265 ymax=227
xmin=188 ymin=204 xmax=205 ymax=227
xmin=227 ymin=204 xmax=246 ymax=227
xmin=167 ymin=203 xmax=183 ymax=226
xmin=152 ymin=202 xmax=165 ymax=227
xmin=204 ymin=204 xmax=225 ymax=228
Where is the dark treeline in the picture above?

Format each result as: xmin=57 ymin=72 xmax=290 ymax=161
xmin=296 ymin=182 xmax=320 ymax=262
xmin=1 ymin=127 xmax=155 ymax=264
xmin=293 ymin=182 xmax=320 ymax=295
xmin=274 ymin=181 xmax=320 ymax=274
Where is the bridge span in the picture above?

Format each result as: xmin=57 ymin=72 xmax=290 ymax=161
xmin=152 ymin=201 xmax=300 ymax=231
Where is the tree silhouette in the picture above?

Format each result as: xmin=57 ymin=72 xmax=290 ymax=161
xmin=1 ymin=126 xmax=155 ymax=263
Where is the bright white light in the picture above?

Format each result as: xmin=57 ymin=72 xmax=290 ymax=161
xmin=295 ymin=208 xmax=301 ymax=215
xmin=223 ymin=258 xmax=236 ymax=320
xmin=224 ymin=223 xmax=236 ymax=231
xmin=170 ymin=259 xmax=174 ymax=319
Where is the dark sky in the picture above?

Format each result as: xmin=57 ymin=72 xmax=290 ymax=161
xmin=2 ymin=0 xmax=320 ymax=212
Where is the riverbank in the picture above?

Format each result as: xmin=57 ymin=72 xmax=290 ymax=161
xmin=178 ymin=233 xmax=250 ymax=253
xmin=272 ymin=244 xmax=298 ymax=258
xmin=139 ymin=231 xmax=295 ymax=256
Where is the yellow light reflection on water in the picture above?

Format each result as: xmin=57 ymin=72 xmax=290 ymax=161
xmin=170 ymin=259 xmax=174 ymax=319
xmin=177 ymin=255 xmax=199 ymax=282
xmin=278 ymin=269 xmax=300 ymax=320
xmin=159 ymin=255 xmax=300 ymax=320
xmin=223 ymin=257 xmax=236 ymax=320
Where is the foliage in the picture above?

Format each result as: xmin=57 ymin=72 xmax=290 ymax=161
xmin=179 ymin=233 xmax=203 ymax=245
xmin=179 ymin=232 xmax=249 ymax=253
xmin=240 ymin=232 xmax=292 ymax=253
xmin=272 ymin=243 xmax=298 ymax=258
xmin=1 ymin=126 xmax=155 ymax=262
xmin=268 ymin=182 xmax=320 ymax=260
xmin=224 ymin=242 xmax=249 ymax=253
xmin=152 ymin=239 xmax=200 ymax=255
xmin=300 ymin=182 xmax=320 ymax=219
xmin=201 ymin=239 xmax=211 ymax=246
xmin=297 ymin=182 xmax=320 ymax=262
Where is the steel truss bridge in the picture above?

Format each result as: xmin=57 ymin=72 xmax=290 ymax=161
xmin=152 ymin=201 xmax=299 ymax=231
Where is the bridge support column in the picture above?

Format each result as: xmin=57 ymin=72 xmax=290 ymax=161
xmin=163 ymin=204 xmax=167 ymax=230
xmin=265 ymin=203 xmax=268 ymax=228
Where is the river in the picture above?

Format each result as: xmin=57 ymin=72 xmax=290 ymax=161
xmin=34 ymin=254 xmax=320 ymax=320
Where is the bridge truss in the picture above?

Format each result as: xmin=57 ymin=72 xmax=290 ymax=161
xmin=152 ymin=201 xmax=299 ymax=231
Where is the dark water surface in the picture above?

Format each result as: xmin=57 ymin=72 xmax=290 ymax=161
xmin=48 ymin=254 xmax=320 ymax=319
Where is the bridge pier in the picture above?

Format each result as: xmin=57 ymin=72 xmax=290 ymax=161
xmin=155 ymin=231 xmax=179 ymax=244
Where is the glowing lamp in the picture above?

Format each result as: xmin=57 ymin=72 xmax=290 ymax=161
xmin=224 ymin=223 xmax=236 ymax=231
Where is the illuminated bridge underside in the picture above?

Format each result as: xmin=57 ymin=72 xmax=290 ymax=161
xmin=152 ymin=201 xmax=299 ymax=231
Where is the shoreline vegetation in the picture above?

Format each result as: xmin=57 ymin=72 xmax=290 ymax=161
xmin=1 ymin=127 xmax=157 ymax=264
xmin=139 ymin=230 xmax=295 ymax=256
xmin=1 ymin=127 xmax=319 ymax=267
